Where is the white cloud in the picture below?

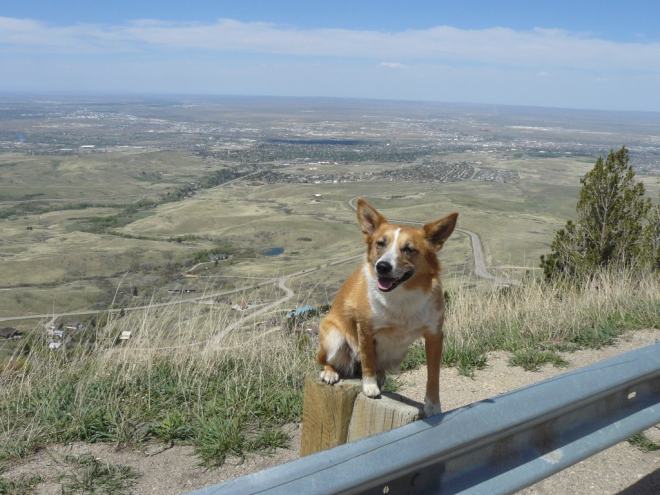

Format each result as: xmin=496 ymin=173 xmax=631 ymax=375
xmin=1 ymin=17 xmax=660 ymax=73
xmin=380 ymin=62 xmax=407 ymax=69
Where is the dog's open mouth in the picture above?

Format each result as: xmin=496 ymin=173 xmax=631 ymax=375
xmin=377 ymin=270 xmax=414 ymax=292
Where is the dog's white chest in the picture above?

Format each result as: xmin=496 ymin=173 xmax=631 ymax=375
xmin=362 ymin=264 xmax=442 ymax=370
xmin=370 ymin=289 xmax=439 ymax=333
xmin=364 ymin=264 xmax=440 ymax=334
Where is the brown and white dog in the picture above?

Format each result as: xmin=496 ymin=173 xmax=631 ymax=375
xmin=317 ymin=198 xmax=458 ymax=417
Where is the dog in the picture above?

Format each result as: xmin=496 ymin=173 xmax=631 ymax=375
xmin=316 ymin=198 xmax=458 ymax=417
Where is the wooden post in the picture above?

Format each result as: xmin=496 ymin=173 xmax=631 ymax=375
xmin=347 ymin=392 xmax=423 ymax=442
xmin=300 ymin=374 xmax=361 ymax=456
xmin=300 ymin=373 xmax=425 ymax=456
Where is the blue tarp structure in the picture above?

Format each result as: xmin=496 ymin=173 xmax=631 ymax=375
xmin=286 ymin=305 xmax=317 ymax=319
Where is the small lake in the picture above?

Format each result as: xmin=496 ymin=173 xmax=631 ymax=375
xmin=263 ymin=247 xmax=285 ymax=257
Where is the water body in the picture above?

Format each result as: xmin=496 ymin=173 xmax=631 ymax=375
xmin=263 ymin=247 xmax=284 ymax=256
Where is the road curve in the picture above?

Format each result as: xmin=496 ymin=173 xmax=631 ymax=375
xmin=347 ymin=197 xmax=514 ymax=286
xmin=0 ymin=253 xmax=364 ymax=325
xmin=212 ymin=276 xmax=294 ymax=344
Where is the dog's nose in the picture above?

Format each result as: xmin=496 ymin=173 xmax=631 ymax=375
xmin=376 ymin=261 xmax=392 ymax=275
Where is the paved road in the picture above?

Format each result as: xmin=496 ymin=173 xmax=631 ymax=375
xmin=347 ymin=197 xmax=515 ymax=286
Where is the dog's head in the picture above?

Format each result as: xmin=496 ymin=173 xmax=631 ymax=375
xmin=356 ymin=198 xmax=458 ymax=293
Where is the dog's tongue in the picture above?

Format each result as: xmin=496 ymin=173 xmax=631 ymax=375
xmin=378 ymin=277 xmax=395 ymax=291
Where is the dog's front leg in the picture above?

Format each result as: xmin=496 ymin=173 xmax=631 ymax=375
xmin=357 ymin=321 xmax=380 ymax=398
xmin=423 ymin=331 xmax=443 ymax=416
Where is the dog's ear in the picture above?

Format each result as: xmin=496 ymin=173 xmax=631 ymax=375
xmin=423 ymin=212 xmax=458 ymax=250
xmin=356 ymin=198 xmax=386 ymax=236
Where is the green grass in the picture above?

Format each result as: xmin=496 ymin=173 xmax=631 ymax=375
xmin=0 ymin=473 xmax=42 ymax=495
xmin=0 ymin=353 xmax=306 ymax=466
xmin=627 ymin=432 xmax=659 ymax=453
xmin=400 ymin=341 xmax=489 ymax=378
xmin=73 ymin=169 xmax=242 ymax=235
xmin=508 ymin=349 xmax=568 ymax=372
xmin=58 ymin=454 xmax=139 ymax=495
xmin=382 ymin=375 xmax=401 ymax=393
xmin=442 ymin=345 xmax=488 ymax=377
xmin=400 ymin=342 xmax=426 ymax=371
xmin=0 ymin=304 xmax=314 ymax=467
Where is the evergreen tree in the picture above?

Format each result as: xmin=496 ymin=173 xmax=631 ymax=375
xmin=641 ymin=202 xmax=660 ymax=270
xmin=541 ymin=147 xmax=655 ymax=280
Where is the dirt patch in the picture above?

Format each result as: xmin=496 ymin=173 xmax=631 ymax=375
xmin=3 ymin=424 xmax=301 ymax=495
xmin=2 ymin=330 xmax=658 ymax=495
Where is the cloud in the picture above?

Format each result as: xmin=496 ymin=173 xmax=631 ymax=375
xmin=380 ymin=62 xmax=407 ymax=69
xmin=1 ymin=17 xmax=660 ymax=73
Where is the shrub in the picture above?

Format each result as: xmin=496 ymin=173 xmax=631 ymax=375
xmin=541 ymin=147 xmax=657 ymax=280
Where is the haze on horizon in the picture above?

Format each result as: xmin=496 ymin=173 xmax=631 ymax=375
xmin=2 ymin=0 xmax=660 ymax=113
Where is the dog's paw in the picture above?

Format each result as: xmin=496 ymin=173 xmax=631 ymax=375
xmin=362 ymin=376 xmax=381 ymax=398
xmin=424 ymin=398 xmax=442 ymax=417
xmin=320 ymin=369 xmax=339 ymax=385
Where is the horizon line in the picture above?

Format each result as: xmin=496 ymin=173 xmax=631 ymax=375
xmin=2 ymin=90 xmax=660 ymax=116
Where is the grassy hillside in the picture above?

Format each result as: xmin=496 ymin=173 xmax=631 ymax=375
xmin=0 ymin=270 xmax=657 ymax=468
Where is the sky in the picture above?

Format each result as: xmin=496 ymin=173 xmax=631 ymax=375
xmin=1 ymin=0 xmax=660 ymax=111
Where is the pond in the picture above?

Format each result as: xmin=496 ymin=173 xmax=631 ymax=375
xmin=263 ymin=247 xmax=285 ymax=257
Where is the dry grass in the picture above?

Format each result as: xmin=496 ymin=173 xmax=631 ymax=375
xmin=437 ymin=269 xmax=659 ymax=375
xmin=447 ymin=269 xmax=657 ymax=350
xmin=0 ymin=285 xmax=315 ymax=467
xmin=0 ymin=269 xmax=657 ymax=467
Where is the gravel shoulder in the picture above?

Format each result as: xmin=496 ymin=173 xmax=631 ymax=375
xmin=3 ymin=329 xmax=658 ymax=495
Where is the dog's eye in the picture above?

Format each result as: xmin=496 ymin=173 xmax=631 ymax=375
xmin=376 ymin=238 xmax=387 ymax=248
xmin=402 ymin=244 xmax=417 ymax=254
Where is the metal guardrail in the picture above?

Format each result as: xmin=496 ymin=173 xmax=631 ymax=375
xmin=190 ymin=343 xmax=660 ymax=495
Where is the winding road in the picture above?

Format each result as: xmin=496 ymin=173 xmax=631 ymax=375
xmin=0 ymin=193 xmax=511 ymax=326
